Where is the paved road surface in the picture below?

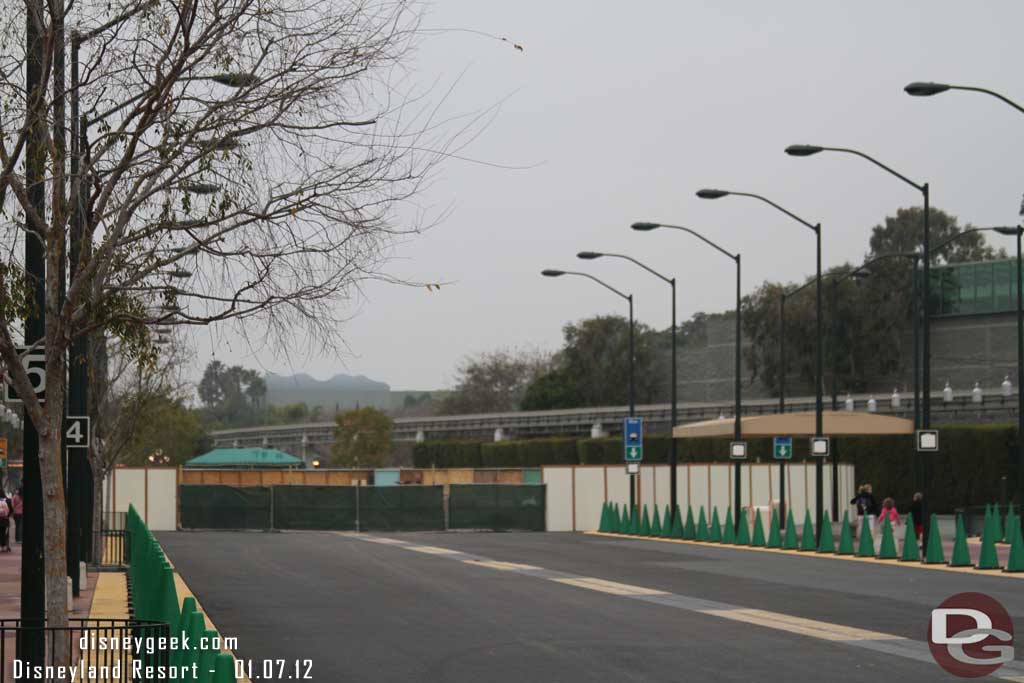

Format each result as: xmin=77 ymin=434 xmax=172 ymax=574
xmin=157 ymin=531 xmax=1024 ymax=682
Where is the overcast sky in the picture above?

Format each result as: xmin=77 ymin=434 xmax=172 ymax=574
xmin=193 ymin=0 xmax=1024 ymax=391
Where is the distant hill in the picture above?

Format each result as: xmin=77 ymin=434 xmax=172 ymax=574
xmin=265 ymin=373 xmax=392 ymax=413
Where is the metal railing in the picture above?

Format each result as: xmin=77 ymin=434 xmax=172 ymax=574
xmin=93 ymin=529 xmax=131 ymax=568
xmin=1 ymin=618 xmax=168 ymax=683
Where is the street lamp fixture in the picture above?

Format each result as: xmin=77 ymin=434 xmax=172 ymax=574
xmin=542 ymin=267 xmax=637 ymax=511
xmin=698 ymin=186 xmax=825 ymax=536
xmin=784 ymin=144 xmax=824 ymax=157
xmin=577 ymin=248 xmax=680 ymax=523
xmin=905 ymin=82 xmax=1024 ymax=115
xmin=179 ymin=182 xmax=221 ymax=195
xmin=630 ymin=220 xmax=741 ymax=529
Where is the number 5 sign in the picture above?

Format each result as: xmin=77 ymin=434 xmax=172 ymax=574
xmin=4 ymin=346 xmax=46 ymax=403
xmin=66 ymin=416 xmax=90 ymax=449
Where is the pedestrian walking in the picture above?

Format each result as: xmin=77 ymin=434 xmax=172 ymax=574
xmin=11 ymin=487 xmax=22 ymax=543
xmin=909 ymin=492 xmax=923 ymax=539
xmin=0 ymin=493 xmax=10 ymax=552
xmin=877 ymin=497 xmax=901 ymax=528
xmin=851 ymin=484 xmax=879 ymax=534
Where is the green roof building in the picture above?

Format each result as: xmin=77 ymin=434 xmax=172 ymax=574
xmin=184 ymin=448 xmax=305 ymax=469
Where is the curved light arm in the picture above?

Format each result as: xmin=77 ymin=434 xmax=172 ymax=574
xmin=640 ymin=223 xmax=738 ymax=262
xmin=816 ymin=147 xmax=924 ymax=193
xmin=546 ymin=270 xmax=631 ymax=301
xmin=597 ymin=253 xmax=673 ymax=285
xmin=722 ymin=191 xmax=818 ymax=232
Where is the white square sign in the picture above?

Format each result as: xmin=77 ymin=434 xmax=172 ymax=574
xmin=916 ymin=429 xmax=939 ymax=452
xmin=811 ymin=437 xmax=830 ymax=457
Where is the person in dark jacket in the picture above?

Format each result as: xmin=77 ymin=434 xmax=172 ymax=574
xmin=909 ymin=492 xmax=923 ymax=539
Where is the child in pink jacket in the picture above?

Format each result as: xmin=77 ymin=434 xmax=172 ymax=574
xmin=877 ymin=497 xmax=901 ymax=527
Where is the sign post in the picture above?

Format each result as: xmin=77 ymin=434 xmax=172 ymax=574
xmin=623 ymin=417 xmax=642 ymax=513
xmin=773 ymin=437 xmax=793 ymax=460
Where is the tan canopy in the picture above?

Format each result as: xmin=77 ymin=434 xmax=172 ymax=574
xmin=672 ymin=410 xmax=914 ymax=439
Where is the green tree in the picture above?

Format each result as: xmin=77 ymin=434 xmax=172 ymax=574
xmin=522 ymin=315 xmax=660 ymax=410
xmin=197 ymin=361 xmax=267 ymax=427
xmin=332 ymin=407 xmax=393 ymax=467
xmin=742 ymin=206 xmax=1003 ymax=395
xmin=441 ymin=349 xmax=551 ymax=414
xmin=120 ymin=398 xmax=211 ymax=466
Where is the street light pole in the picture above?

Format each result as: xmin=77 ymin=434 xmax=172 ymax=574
xmin=696 ymin=190 xmax=824 ymax=537
xmin=542 ymin=269 xmax=637 ymax=511
xmin=631 ymin=222 xmax=742 ymax=529
xmin=577 ymin=251 xmax=677 ymax=523
xmin=779 ymin=292 xmax=787 ymax=525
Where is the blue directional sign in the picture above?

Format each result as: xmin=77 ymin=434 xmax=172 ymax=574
xmin=623 ymin=417 xmax=643 ymax=462
xmin=773 ymin=436 xmax=793 ymax=460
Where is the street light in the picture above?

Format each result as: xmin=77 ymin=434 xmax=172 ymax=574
xmin=783 ymin=144 xmax=931 ymax=426
xmin=698 ymin=188 xmax=826 ymax=536
xmin=904 ymin=82 xmax=1024 ymax=116
xmin=577 ymin=249 xmax=679 ymax=525
xmin=630 ymin=222 xmax=742 ymax=529
xmin=542 ymin=268 xmax=638 ymax=512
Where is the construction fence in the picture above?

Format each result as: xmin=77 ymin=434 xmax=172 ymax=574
xmin=179 ymin=484 xmax=545 ymax=532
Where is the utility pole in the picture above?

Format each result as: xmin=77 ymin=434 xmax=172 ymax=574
xmin=21 ymin=0 xmax=47 ymax=660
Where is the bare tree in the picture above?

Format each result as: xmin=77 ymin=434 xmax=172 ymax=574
xmin=0 ymin=0 xmax=469 ymax=643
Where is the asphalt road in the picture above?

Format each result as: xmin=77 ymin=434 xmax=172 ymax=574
xmin=157 ymin=530 xmax=1024 ymax=682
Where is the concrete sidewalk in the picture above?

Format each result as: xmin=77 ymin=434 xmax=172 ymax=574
xmin=0 ymin=536 xmax=101 ymax=619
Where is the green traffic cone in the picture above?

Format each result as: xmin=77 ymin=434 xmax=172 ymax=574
xmin=629 ymin=506 xmax=640 ymax=535
xmin=613 ymin=504 xmax=621 ymax=533
xmin=877 ymin=517 xmax=898 ymax=560
xmin=836 ymin=511 xmax=855 ymax=555
xmin=661 ymin=504 xmax=673 ymax=537
xmin=799 ymin=510 xmax=817 ymax=551
xmin=950 ymin=514 xmax=972 ymax=567
xmin=900 ymin=513 xmax=920 ymax=562
xmin=924 ymin=513 xmax=946 ymax=564
xmin=751 ymin=509 xmax=766 ymax=547
xmin=651 ymin=505 xmax=662 ymax=537
xmin=598 ymin=503 xmax=609 ymax=532
xmin=640 ymin=505 xmax=652 ymax=536
xmin=983 ymin=504 xmax=993 ymax=541
xmin=683 ymin=506 xmax=696 ymax=540
xmin=817 ymin=511 xmax=835 ymax=553
xmin=856 ymin=516 xmax=875 ymax=558
xmin=696 ymin=507 xmax=708 ymax=541
xmin=1004 ymin=504 xmax=1017 ymax=543
xmin=722 ymin=508 xmax=736 ymax=544
xmin=618 ymin=505 xmax=628 ymax=533
xmin=671 ymin=505 xmax=685 ymax=539
xmin=977 ymin=516 xmax=1002 ymax=570
xmin=992 ymin=503 xmax=1004 ymax=545
xmin=736 ymin=512 xmax=751 ymax=545
xmin=767 ymin=509 xmax=782 ymax=548
xmin=1006 ymin=519 xmax=1024 ymax=572
xmin=709 ymin=508 xmax=723 ymax=542
xmin=782 ymin=510 xmax=799 ymax=550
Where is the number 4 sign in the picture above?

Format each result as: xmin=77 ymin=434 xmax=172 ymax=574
xmin=66 ymin=416 xmax=90 ymax=449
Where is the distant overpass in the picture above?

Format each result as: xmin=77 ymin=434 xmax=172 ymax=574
xmin=210 ymin=389 xmax=1019 ymax=459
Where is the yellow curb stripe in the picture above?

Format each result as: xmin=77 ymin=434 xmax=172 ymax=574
xmin=463 ymin=559 xmax=541 ymax=571
xmin=551 ymin=577 xmax=668 ymax=596
xmin=174 ymin=566 xmax=252 ymax=683
xmin=584 ymin=531 xmax=1024 ymax=579
xmin=701 ymin=607 xmax=904 ymax=642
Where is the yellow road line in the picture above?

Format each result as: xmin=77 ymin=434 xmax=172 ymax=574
xmin=551 ymin=577 xmax=668 ymax=596
xmin=174 ymin=568 xmax=252 ymax=683
xmin=701 ymin=607 xmax=904 ymax=642
xmin=362 ymin=537 xmax=409 ymax=545
xmin=585 ymin=531 xmax=1024 ymax=579
xmin=463 ymin=559 xmax=541 ymax=571
xmin=406 ymin=545 xmax=463 ymax=555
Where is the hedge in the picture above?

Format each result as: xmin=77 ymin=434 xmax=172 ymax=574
xmin=411 ymin=424 xmax=1023 ymax=512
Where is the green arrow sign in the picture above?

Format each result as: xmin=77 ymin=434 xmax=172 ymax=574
xmin=773 ymin=437 xmax=793 ymax=460
xmin=624 ymin=445 xmax=643 ymax=462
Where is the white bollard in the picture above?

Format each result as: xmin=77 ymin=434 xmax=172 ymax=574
xmin=79 ymin=561 xmax=88 ymax=591
xmin=67 ymin=577 xmax=73 ymax=612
